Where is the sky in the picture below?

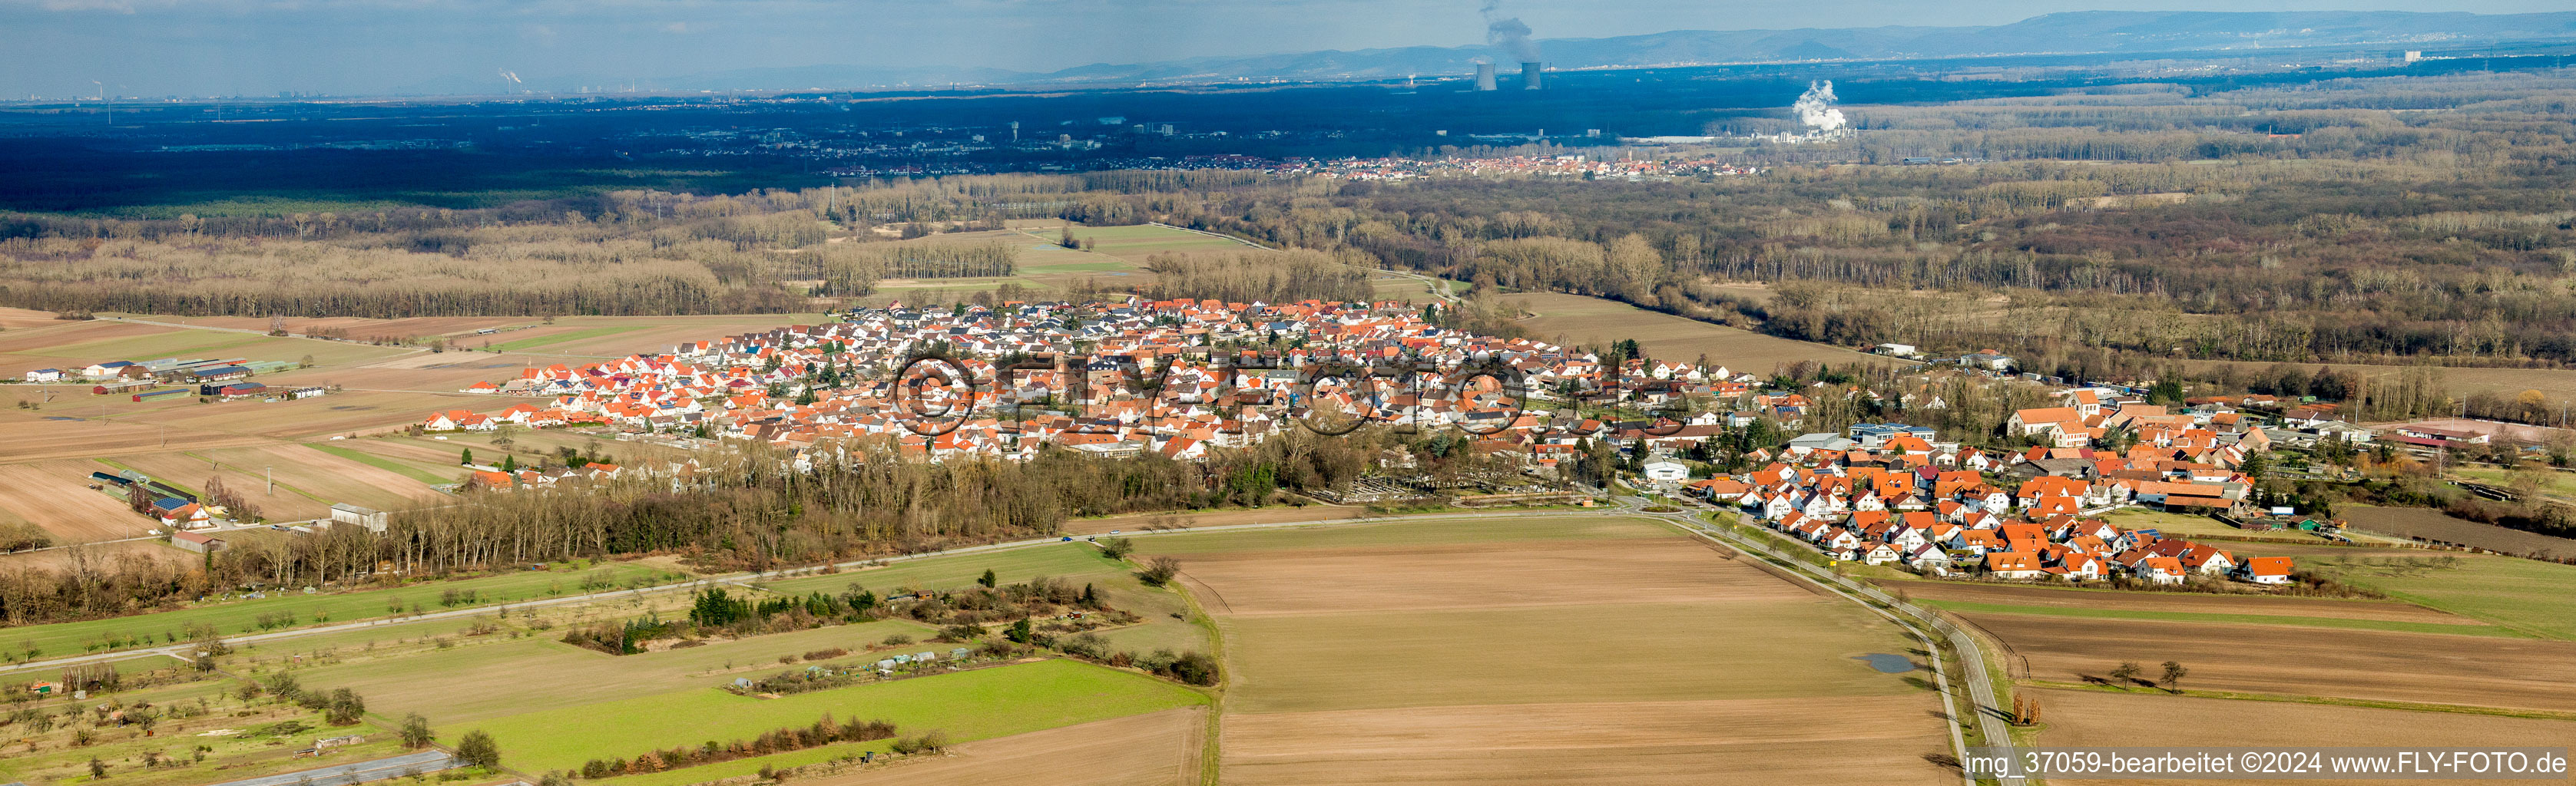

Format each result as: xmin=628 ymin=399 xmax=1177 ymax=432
xmin=2 ymin=0 xmax=2564 ymax=98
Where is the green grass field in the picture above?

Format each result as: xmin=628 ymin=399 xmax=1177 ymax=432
xmin=0 ymin=669 xmax=416 ymax=786
xmin=760 ymin=542 xmax=1209 ymax=657
xmin=297 ymin=619 xmax=940 ymax=725
xmin=2309 ymin=553 xmax=2576 ymax=641
xmin=0 ymin=561 xmax=675 ymax=661
xmin=1914 ymin=599 xmax=2519 ymax=638
xmin=458 ymin=659 xmax=1206 ymax=773
xmin=2452 ymin=466 xmax=2576 ymax=501
xmin=305 ymin=442 xmax=460 ymax=485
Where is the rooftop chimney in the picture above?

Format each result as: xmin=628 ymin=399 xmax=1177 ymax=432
xmin=1474 ymin=64 xmax=1498 ymax=91
xmin=1521 ymin=62 xmax=1542 ymax=90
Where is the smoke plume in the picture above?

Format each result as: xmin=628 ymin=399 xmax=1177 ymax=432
xmin=1793 ymin=80 xmax=1846 ymax=132
xmin=1482 ymin=1 xmax=1539 ymax=64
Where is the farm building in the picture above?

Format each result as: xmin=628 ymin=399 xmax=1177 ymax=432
xmin=281 ymin=386 xmax=328 ymax=400
xmin=89 ymin=471 xmax=133 ymax=487
xmin=132 ymin=388 xmax=187 ymax=402
xmin=204 ymin=381 xmax=267 ymax=398
xmin=81 ymin=361 xmax=137 ymax=378
xmin=171 ymin=530 xmax=227 ymax=553
xmin=152 ymin=497 xmax=214 ymax=528
xmin=23 ymin=368 xmax=63 ymax=382
xmin=191 ymin=365 xmax=252 ymax=383
xmin=329 ymin=504 xmax=389 ymax=533
xmin=92 ymin=379 xmax=154 ymax=395
xmin=141 ymin=481 xmax=196 ymax=503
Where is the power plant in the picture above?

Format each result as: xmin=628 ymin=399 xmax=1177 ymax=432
xmin=1474 ymin=63 xmax=1498 ymax=91
xmin=1520 ymin=61 xmax=1541 ymax=90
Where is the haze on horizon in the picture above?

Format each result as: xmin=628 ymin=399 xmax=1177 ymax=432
xmin=2 ymin=0 xmax=2566 ymax=99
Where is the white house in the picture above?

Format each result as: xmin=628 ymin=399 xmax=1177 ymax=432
xmin=1640 ymin=460 xmax=1689 ymax=482
xmin=23 ymin=368 xmax=63 ymax=383
xmin=1959 ymin=351 xmax=2014 ymax=371
xmin=2237 ymin=556 xmax=2295 ymax=585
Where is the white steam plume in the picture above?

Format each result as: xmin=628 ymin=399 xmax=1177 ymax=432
xmin=1481 ymin=0 xmax=1539 ymax=64
xmin=1793 ymin=80 xmax=1845 ymax=132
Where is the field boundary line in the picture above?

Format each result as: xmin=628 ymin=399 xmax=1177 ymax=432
xmin=1168 ymin=572 xmax=1229 ymax=786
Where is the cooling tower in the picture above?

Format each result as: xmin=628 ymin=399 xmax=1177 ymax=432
xmin=1474 ymin=63 xmax=1498 ymax=91
xmin=1520 ymin=62 xmax=1542 ymax=90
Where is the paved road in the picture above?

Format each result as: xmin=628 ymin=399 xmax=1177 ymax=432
xmin=1624 ymin=494 xmax=2016 ymax=786
xmin=201 ymin=751 xmax=458 ymax=786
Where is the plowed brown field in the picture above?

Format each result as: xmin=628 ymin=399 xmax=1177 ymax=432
xmin=2034 ymin=688 xmax=2576 ymax=786
xmin=1153 ymin=517 xmax=1955 ymax=785
xmin=1226 ymin=698 xmax=1952 ymax=786
xmin=0 ymin=462 xmax=165 ymax=542
xmin=1964 ymin=613 xmax=2576 ymax=712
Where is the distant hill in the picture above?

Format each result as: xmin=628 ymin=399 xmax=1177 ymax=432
xmin=560 ymin=10 xmax=2576 ymax=93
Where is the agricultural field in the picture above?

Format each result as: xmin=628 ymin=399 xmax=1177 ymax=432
xmin=2181 ymin=358 xmax=2576 ymax=407
xmin=2093 ymin=508 xmax=2407 ymax=546
xmin=1505 ymin=292 xmax=1891 ymax=374
xmin=472 ymin=314 xmax=833 ymax=358
xmin=0 ymin=459 xmax=168 ymax=542
xmin=2032 ymin=688 xmax=2576 ymax=786
xmin=1138 ymin=514 xmax=1955 ymax=785
xmin=792 ymin=708 xmax=1204 ymax=786
xmin=296 ymin=619 xmax=941 ymax=725
xmin=2336 ymin=504 xmax=2576 ymax=559
xmin=0 ymin=407 xmax=282 ymax=461
xmin=0 ymin=664 xmax=436 ymax=786
xmin=2303 ymin=551 xmax=2576 ymax=641
xmin=0 ymin=560 xmax=679 ymax=662
xmin=460 ymin=659 xmax=1205 ymax=774
xmin=303 ymin=443 xmax=465 ymax=486
xmin=2450 ymin=464 xmax=2576 ymax=504
xmin=1888 ymin=580 xmax=2494 ymax=631
xmin=101 ymin=444 xmax=445 ymax=523
xmin=760 ymin=542 xmax=1209 ymax=656
xmin=1065 ymin=504 xmax=1364 ymax=535
xmin=0 ymin=318 xmax=412 ymax=372
xmin=1961 ymin=610 xmax=2576 ymax=712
